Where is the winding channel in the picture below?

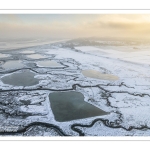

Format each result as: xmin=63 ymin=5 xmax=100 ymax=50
xmin=0 ymin=118 xmax=150 ymax=136
xmin=0 ymin=122 xmax=69 ymax=136
xmin=0 ymin=51 xmax=150 ymax=136
xmin=0 ymin=83 xmax=150 ymax=136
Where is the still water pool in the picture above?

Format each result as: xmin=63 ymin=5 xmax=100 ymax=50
xmin=27 ymin=54 xmax=46 ymax=59
xmin=2 ymin=60 xmax=24 ymax=70
xmin=82 ymin=69 xmax=119 ymax=81
xmin=49 ymin=91 xmax=108 ymax=122
xmin=1 ymin=70 xmax=39 ymax=86
xmin=37 ymin=60 xmax=63 ymax=67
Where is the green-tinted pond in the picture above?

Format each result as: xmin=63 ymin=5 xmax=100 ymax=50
xmin=49 ymin=91 xmax=108 ymax=122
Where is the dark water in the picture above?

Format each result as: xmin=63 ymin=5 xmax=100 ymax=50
xmin=49 ymin=91 xmax=108 ymax=122
xmin=37 ymin=60 xmax=63 ymax=67
xmin=82 ymin=69 xmax=119 ymax=81
xmin=1 ymin=70 xmax=39 ymax=86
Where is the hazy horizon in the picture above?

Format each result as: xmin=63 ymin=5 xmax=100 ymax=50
xmin=1 ymin=14 xmax=150 ymax=41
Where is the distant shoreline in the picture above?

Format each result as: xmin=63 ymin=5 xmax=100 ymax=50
xmin=0 ymin=39 xmax=71 ymax=52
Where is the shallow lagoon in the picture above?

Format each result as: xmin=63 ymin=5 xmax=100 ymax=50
xmin=2 ymin=60 xmax=24 ymax=70
xmin=82 ymin=69 xmax=119 ymax=81
xmin=49 ymin=91 xmax=108 ymax=122
xmin=1 ymin=70 xmax=39 ymax=86
xmin=37 ymin=60 xmax=63 ymax=67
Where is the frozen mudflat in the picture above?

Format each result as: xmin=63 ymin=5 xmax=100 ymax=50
xmin=0 ymin=38 xmax=150 ymax=136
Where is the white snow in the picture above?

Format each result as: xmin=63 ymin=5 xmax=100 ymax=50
xmin=1 ymin=40 xmax=150 ymax=136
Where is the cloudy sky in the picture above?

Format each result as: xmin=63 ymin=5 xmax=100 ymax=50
xmin=0 ymin=14 xmax=150 ymax=40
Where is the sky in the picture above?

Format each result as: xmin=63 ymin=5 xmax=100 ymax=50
xmin=0 ymin=14 xmax=150 ymax=40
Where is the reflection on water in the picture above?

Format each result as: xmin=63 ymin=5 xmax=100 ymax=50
xmin=0 ymin=53 xmax=9 ymax=58
xmin=20 ymin=50 xmax=35 ymax=54
xmin=1 ymin=70 xmax=39 ymax=86
xmin=37 ymin=60 xmax=63 ymax=67
xmin=82 ymin=69 xmax=119 ymax=81
xmin=2 ymin=60 xmax=24 ymax=69
xmin=27 ymin=54 xmax=46 ymax=59
xmin=49 ymin=91 xmax=108 ymax=122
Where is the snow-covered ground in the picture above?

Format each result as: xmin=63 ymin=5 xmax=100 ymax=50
xmin=0 ymin=39 xmax=150 ymax=136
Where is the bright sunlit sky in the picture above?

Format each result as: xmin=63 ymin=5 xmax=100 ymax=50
xmin=1 ymin=14 xmax=150 ymax=40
